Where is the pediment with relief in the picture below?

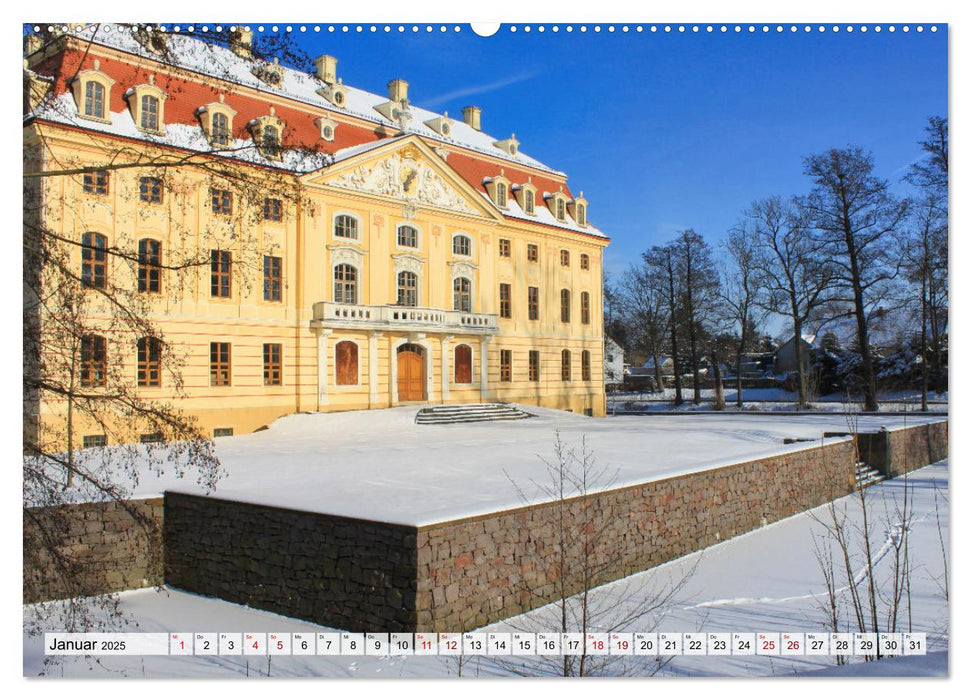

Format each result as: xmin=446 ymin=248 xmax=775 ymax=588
xmin=320 ymin=146 xmax=482 ymax=216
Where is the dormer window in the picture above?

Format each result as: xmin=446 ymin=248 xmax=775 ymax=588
xmin=513 ymin=179 xmax=538 ymax=216
xmin=546 ymin=191 xmax=569 ymax=222
xmin=316 ymin=116 xmax=338 ymax=143
xmin=199 ymin=97 xmax=237 ymax=148
xmin=424 ymin=113 xmax=453 ymax=138
xmin=484 ymin=172 xmax=511 ymax=210
xmin=252 ymin=59 xmax=284 ymax=88
xmin=316 ymin=79 xmax=347 ymax=108
xmin=250 ymin=111 xmax=285 ymax=160
xmin=72 ymin=61 xmax=115 ymax=124
xmin=493 ymin=134 xmax=520 ymax=157
xmin=568 ymin=192 xmax=589 ymax=227
xmin=126 ymin=77 xmax=168 ymax=135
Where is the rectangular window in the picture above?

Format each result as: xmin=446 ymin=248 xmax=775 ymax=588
xmin=499 ymin=283 xmax=511 ymax=319
xmin=560 ymin=249 xmax=570 ymax=267
xmin=83 ymin=170 xmax=108 ymax=195
xmin=560 ymin=289 xmax=571 ymax=323
xmin=499 ymin=238 xmax=511 ymax=258
xmin=263 ymin=197 xmax=283 ymax=221
xmin=500 ymin=349 xmax=512 ymax=382
xmin=263 ymin=255 xmax=282 ymax=302
xmin=580 ymin=253 xmax=590 ymax=270
xmin=139 ymin=176 xmax=162 ymax=204
xmin=210 ymin=188 xmax=233 ymax=215
xmin=80 ymin=335 xmax=106 ymax=387
xmin=562 ymin=350 xmax=572 ymax=381
xmin=210 ymin=342 xmax=231 ymax=386
xmin=137 ymin=337 xmax=162 ymax=387
xmin=582 ymin=350 xmax=592 ymax=381
xmin=263 ymin=343 xmax=282 ymax=386
xmin=83 ymin=435 xmax=107 ymax=449
xmin=140 ymin=95 xmax=159 ymax=131
xmin=84 ymin=81 xmax=105 ymax=119
xmin=529 ymin=350 xmax=540 ymax=382
xmin=138 ymin=239 xmax=162 ymax=293
xmin=210 ymin=250 xmax=232 ymax=298
xmin=581 ymin=291 xmax=591 ymax=325
xmin=528 ymin=286 xmax=539 ymax=321
xmin=527 ymin=244 xmax=538 ymax=262
xmin=213 ymin=427 xmax=234 ymax=438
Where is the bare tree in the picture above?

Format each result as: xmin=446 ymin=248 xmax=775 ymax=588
xmin=720 ymin=226 xmax=766 ymax=407
xmin=646 ymin=244 xmax=684 ymax=404
xmin=801 ymin=148 xmax=911 ymax=412
xmin=619 ymin=262 xmax=669 ymax=392
xmin=674 ymin=229 xmax=720 ymax=405
xmin=747 ymin=196 xmax=834 ymax=408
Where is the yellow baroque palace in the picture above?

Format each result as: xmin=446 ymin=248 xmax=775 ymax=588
xmin=23 ymin=27 xmax=609 ymax=444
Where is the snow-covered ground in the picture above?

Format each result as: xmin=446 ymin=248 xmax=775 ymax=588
xmin=55 ymin=406 xmax=944 ymax=525
xmin=609 ymin=388 xmax=948 ymax=413
xmin=24 ymin=461 xmax=949 ymax=678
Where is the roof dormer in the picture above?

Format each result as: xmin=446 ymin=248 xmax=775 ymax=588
xmin=71 ymin=60 xmax=115 ymax=124
xmin=125 ymin=74 xmax=168 ymax=135
xmin=484 ymin=170 xmax=511 ymax=210
xmin=568 ymin=191 xmax=589 ymax=227
xmin=545 ymin=187 xmax=569 ymax=222
xmin=316 ymin=115 xmax=338 ymax=142
xmin=316 ymin=77 xmax=347 ymax=108
xmin=249 ymin=108 xmax=285 ymax=160
xmin=197 ymin=94 xmax=237 ymax=148
xmin=251 ymin=58 xmax=284 ymax=88
xmin=374 ymin=78 xmax=412 ymax=132
xmin=424 ymin=112 xmax=454 ymax=138
xmin=513 ymin=177 xmax=538 ymax=216
xmin=493 ymin=133 xmax=520 ymax=157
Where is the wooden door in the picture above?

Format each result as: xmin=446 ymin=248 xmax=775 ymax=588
xmin=397 ymin=345 xmax=425 ymax=401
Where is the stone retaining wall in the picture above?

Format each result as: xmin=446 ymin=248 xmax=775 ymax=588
xmin=163 ymin=493 xmax=419 ymax=631
xmin=23 ymin=498 xmax=163 ymax=603
xmin=858 ymin=420 xmax=948 ymax=478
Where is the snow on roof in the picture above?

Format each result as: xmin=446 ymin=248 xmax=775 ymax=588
xmin=32 ymin=93 xmax=332 ymax=173
xmin=56 ymin=25 xmax=564 ymax=175
xmin=483 ymin=189 xmax=606 ymax=238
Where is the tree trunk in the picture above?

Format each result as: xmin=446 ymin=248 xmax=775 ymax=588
xmin=666 ymin=257 xmax=683 ymax=406
xmin=652 ymin=351 xmax=664 ymax=394
xmin=843 ymin=220 xmax=879 ymax=412
xmin=792 ymin=317 xmax=809 ymax=408
xmin=712 ymin=349 xmax=725 ymax=410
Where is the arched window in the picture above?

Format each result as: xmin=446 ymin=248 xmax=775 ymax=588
xmin=580 ymin=253 xmax=590 ymax=270
xmin=84 ymin=81 xmax=105 ymax=119
xmin=556 ymin=197 xmax=566 ymax=221
xmin=81 ymin=232 xmax=107 ymax=288
xmin=582 ymin=350 xmax=592 ymax=381
xmin=140 ymin=95 xmax=160 ymax=131
xmin=334 ymin=264 xmax=357 ymax=304
xmin=581 ymin=291 xmax=591 ymax=324
xmin=138 ymin=238 xmax=162 ymax=293
xmin=334 ymin=214 xmax=358 ymax=239
xmin=453 ymin=277 xmax=471 ymax=312
xmin=576 ymin=202 xmax=587 ymax=226
xmin=560 ymin=289 xmax=571 ymax=323
xmin=336 ymin=341 xmax=358 ymax=386
xmin=397 ymin=271 xmax=418 ymax=307
xmin=452 ymin=234 xmax=472 ymax=257
xmin=524 ymin=189 xmax=535 ymax=215
xmin=397 ymin=225 xmax=418 ymax=248
xmin=137 ymin=336 xmax=162 ymax=387
xmin=454 ymin=344 xmax=472 ymax=384
xmin=561 ymin=349 xmax=572 ymax=381
xmin=496 ymin=182 xmax=507 ymax=208
xmin=80 ymin=334 xmax=106 ymax=387
xmin=560 ymin=249 xmax=570 ymax=267
xmin=211 ymin=112 xmax=230 ymax=147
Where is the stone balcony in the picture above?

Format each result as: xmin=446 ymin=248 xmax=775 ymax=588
xmin=311 ymin=301 xmax=499 ymax=335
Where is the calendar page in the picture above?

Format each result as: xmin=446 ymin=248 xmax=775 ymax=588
xmin=20 ymin=0 xmax=950 ymax=689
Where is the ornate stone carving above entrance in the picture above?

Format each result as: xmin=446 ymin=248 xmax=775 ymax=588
xmin=327 ymin=244 xmax=366 ymax=268
xmin=329 ymin=152 xmax=478 ymax=215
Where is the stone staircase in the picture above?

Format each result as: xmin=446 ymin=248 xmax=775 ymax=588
xmin=415 ymin=403 xmax=534 ymax=425
xmin=853 ymin=460 xmax=885 ymax=490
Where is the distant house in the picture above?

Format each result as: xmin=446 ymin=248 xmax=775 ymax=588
xmin=628 ymin=356 xmax=674 ymax=378
xmin=604 ymin=337 xmax=625 ymax=384
xmin=774 ymin=334 xmax=815 ymax=374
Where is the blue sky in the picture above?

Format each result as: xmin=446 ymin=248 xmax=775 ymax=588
xmin=283 ymin=24 xmax=947 ymax=279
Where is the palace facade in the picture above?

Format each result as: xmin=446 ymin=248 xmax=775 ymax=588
xmin=23 ymin=27 xmax=609 ymax=443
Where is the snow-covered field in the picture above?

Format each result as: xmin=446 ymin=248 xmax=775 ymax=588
xmin=57 ymin=405 xmax=944 ymax=525
xmin=24 ymin=461 xmax=949 ymax=678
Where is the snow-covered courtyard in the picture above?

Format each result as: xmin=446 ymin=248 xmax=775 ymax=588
xmin=54 ymin=405 xmax=945 ymax=525
xmin=24 ymin=460 xmax=949 ymax=678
